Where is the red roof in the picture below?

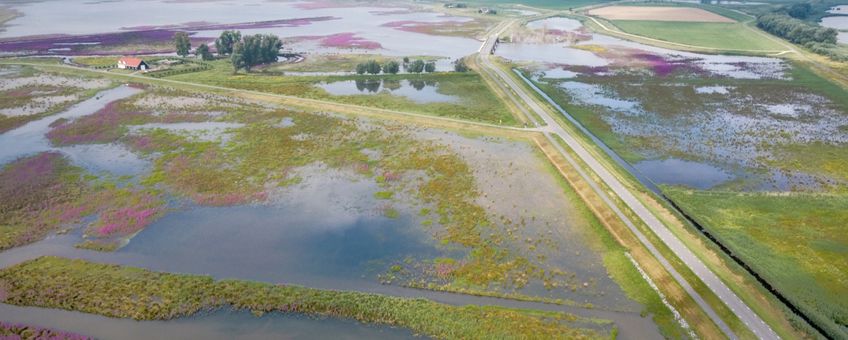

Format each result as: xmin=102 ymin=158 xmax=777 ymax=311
xmin=118 ymin=57 xmax=144 ymax=67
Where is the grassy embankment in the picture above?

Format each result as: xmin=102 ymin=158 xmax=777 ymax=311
xmin=664 ymin=188 xmax=848 ymax=339
xmin=164 ymin=60 xmax=517 ymax=125
xmin=0 ymin=256 xmax=607 ymax=340
xmin=261 ymin=54 xmax=439 ymax=73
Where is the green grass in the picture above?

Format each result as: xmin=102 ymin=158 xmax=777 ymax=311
xmin=0 ymin=256 xmax=607 ymax=339
xmin=663 ymin=188 xmax=848 ymax=339
xmin=262 ymin=54 xmax=437 ymax=73
xmin=611 ymin=20 xmax=784 ymax=51
xmin=167 ymin=60 xmax=517 ymax=125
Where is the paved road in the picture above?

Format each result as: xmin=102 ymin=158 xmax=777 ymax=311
xmin=477 ymin=31 xmax=780 ymax=340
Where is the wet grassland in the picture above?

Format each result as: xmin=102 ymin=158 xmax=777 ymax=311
xmin=0 ymin=75 xmax=672 ymax=338
xmin=164 ymin=59 xmax=518 ymax=126
xmin=521 ymin=40 xmax=848 ymax=338
xmin=0 ymin=65 xmax=114 ymax=133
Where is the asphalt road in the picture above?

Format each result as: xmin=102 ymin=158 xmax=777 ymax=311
xmin=478 ymin=32 xmax=780 ymax=340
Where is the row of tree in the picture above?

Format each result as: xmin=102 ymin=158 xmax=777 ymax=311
xmin=172 ymin=30 xmax=283 ymax=72
xmin=354 ymin=58 xmax=471 ymax=75
xmin=756 ymin=13 xmax=838 ymax=45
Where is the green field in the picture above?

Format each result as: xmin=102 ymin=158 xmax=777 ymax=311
xmin=663 ymin=188 xmax=848 ymax=339
xmin=611 ymin=20 xmax=784 ymax=51
xmin=167 ymin=60 xmax=517 ymax=125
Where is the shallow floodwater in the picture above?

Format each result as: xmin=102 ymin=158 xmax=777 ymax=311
xmin=526 ymin=17 xmax=583 ymax=31
xmin=497 ymin=43 xmax=609 ymax=66
xmin=0 ymin=305 xmax=418 ymax=340
xmin=0 ymin=85 xmax=147 ymax=175
xmin=634 ymin=158 xmax=733 ymax=189
xmin=1 ymin=0 xmax=482 ymax=61
xmin=318 ymin=79 xmax=460 ymax=103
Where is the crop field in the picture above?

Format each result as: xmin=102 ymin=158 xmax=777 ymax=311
xmin=663 ymin=188 xmax=848 ymax=339
xmin=610 ymin=21 xmax=783 ymax=51
xmin=588 ymin=6 xmax=735 ymax=22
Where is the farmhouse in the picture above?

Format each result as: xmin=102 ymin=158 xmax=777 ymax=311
xmin=117 ymin=57 xmax=148 ymax=70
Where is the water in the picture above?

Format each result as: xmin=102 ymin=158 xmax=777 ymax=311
xmin=497 ymin=43 xmax=609 ymax=66
xmin=0 ymin=0 xmax=481 ymax=60
xmin=318 ymin=79 xmax=461 ymax=103
xmin=820 ymin=16 xmax=848 ymax=44
xmin=634 ymin=158 xmax=733 ymax=189
xmin=559 ymin=81 xmax=640 ymax=112
xmin=0 ymin=85 xmax=145 ymax=173
xmin=526 ymin=17 xmax=583 ymax=32
xmin=0 ymin=305 xmax=418 ymax=340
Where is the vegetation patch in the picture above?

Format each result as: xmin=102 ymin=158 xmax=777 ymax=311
xmin=610 ymin=20 xmax=783 ymax=51
xmin=664 ymin=188 xmax=848 ymax=339
xmin=0 ymin=256 xmax=607 ymax=340
xmin=165 ymin=60 xmax=517 ymax=125
xmin=0 ymin=321 xmax=90 ymax=340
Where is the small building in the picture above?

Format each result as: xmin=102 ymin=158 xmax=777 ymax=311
xmin=117 ymin=57 xmax=148 ymax=70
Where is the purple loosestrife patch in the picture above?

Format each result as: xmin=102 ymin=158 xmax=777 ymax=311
xmin=47 ymin=100 xmax=151 ymax=146
xmin=0 ymin=321 xmax=91 ymax=340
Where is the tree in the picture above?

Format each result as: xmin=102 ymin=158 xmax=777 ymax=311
xmin=787 ymin=3 xmax=811 ymax=19
xmin=403 ymin=56 xmax=410 ymax=64
xmin=231 ymin=41 xmax=246 ymax=73
xmin=408 ymin=59 xmax=425 ymax=73
xmin=453 ymin=58 xmax=468 ymax=72
xmin=424 ymin=61 xmax=436 ymax=73
xmin=356 ymin=63 xmax=367 ymax=74
xmin=230 ymin=34 xmax=283 ymax=73
xmin=364 ymin=60 xmax=381 ymax=74
xmin=195 ymin=44 xmax=213 ymax=61
xmin=383 ymin=60 xmax=400 ymax=74
xmin=215 ymin=30 xmax=241 ymax=55
xmin=173 ymin=32 xmax=191 ymax=57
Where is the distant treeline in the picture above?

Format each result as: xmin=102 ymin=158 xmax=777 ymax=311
xmin=756 ymin=13 xmax=838 ymax=45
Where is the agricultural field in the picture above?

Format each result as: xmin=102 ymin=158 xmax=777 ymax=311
xmin=587 ymin=4 xmax=786 ymax=51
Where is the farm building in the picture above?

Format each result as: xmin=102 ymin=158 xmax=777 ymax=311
xmin=117 ymin=57 xmax=148 ymax=70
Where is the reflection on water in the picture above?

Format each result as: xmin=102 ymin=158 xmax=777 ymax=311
xmin=0 ymin=305 xmax=417 ymax=340
xmin=318 ymin=79 xmax=460 ymax=103
xmin=634 ymin=158 xmax=733 ymax=189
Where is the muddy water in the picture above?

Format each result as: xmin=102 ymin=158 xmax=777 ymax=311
xmin=0 ymin=305 xmax=418 ymax=340
xmin=1 ymin=0 xmax=482 ymax=60
xmin=0 ymin=85 xmax=148 ymax=175
xmin=318 ymin=79 xmax=460 ymax=103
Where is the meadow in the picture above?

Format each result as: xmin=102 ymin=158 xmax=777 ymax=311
xmin=0 ymin=256 xmax=608 ymax=340
xmin=663 ymin=188 xmax=848 ymax=339
xmin=609 ymin=21 xmax=783 ymax=51
xmin=166 ymin=60 xmax=517 ymax=125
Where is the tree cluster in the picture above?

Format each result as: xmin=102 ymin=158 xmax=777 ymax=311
xmin=405 ymin=59 xmax=436 ymax=73
xmin=453 ymin=58 xmax=468 ymax=72
xmin=354 ymin=60 xmax=401 ymax=75
xmin=215 ymin=30 xmax=242 ymax=55
xmin=756 ymin=13 xmax=838 ymax=45
xmin=231 ymin=34 xmax=283 ymax=72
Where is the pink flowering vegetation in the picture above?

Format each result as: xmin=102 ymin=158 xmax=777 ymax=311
xmin=296 ymin=33 xmax=382 ymax=50
xmin=0 ymin=152 xmax=89 ymax=251
xmin=381 ymin=19 xmax=490 ymax=37
xmin=0 ymin=321 xmax=91 ymax=340
xmin=47 ymin=95 xmax=219 ymax=147
xmin=80 ymin=186 xmax=166 ymax=250
xmin=47 ymin=100 xmax=152 ymax=146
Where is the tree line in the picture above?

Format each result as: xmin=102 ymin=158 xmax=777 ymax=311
xmin=354 ymin=57 xmax=469 ymax=75
xmin=756 ymin=13 xmax=837 ymax=45
xmin=172 ymin=30 xmax=283 ymax=72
